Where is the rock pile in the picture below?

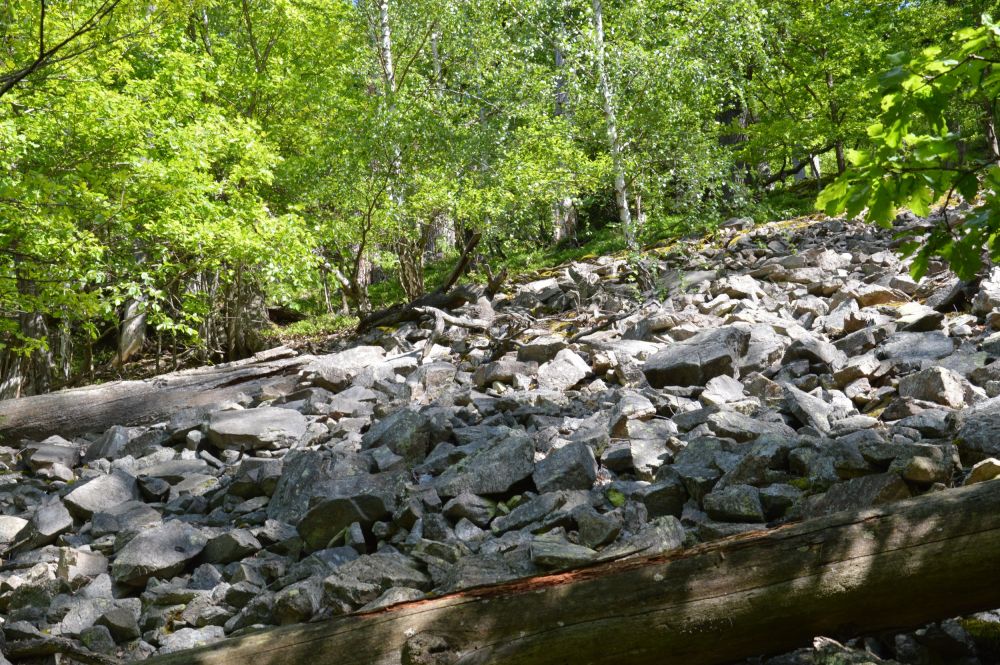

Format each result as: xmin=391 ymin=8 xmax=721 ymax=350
xmin=4 ymin=212 xmax=1000 ymax=664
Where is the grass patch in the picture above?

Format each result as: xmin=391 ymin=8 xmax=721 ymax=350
xmin=747 ymin=180 xmax=825 ymax=224
xmin=273 ymin=313 xmax=359 ymax=343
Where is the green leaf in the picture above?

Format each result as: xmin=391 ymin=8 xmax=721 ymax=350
xmin=868 ymin=182 xmax=897 ymax=228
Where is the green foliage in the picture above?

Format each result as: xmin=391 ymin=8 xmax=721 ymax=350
xmin=6 ymin=0 xmax=1000 ymax=394
xmin=817 ymin=14 xmax=1000 ymax=280
xmin=275 ymin=314 xmax=359 ymax=341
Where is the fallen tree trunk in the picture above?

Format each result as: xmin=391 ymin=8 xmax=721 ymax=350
xmin=357 ymin=234 xmax=483 ymax=333
xmin=356 ymin=285 xmax=478 ymax=332
xmin=0 ymin=347 xmax=310 ymax=444
xmin=144 ymin=481 xmax=1000 ymax=665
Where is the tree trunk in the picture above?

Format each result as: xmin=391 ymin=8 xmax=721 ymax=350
xmin=142 ymin=481 xmax=1000 ymax=665
xmin=116 ymin=297 xmax=147 ymax=368
xmin=396 ymin=239 xmax=425 ymax=301
xmin=0 ymin=347 xmax=308 ymax=444
xmin=3 ymin=274 xmax=54 ymax=398
xmin=984 ymin=99 xmax=1000 ymax=166
xmin=591 ymin=0 xmax=634 ymax=249
xmin=552 ymin=197 xmax=577 ymax=244
xmin=825 ymin=66 xmax=846 ymax=175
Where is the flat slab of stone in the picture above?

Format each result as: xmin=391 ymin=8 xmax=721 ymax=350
xmin=643 ymin=326 xmax=750 ymax=387
xmin=111 ymin=521 xmax=207 ymax=586
xmin=207 ymin=407 xmax=308 ymax=450
xmin=64 ymin=470 xmax=140 ymax=517
xmin=435 ymin=433 xmax=535 ymax=498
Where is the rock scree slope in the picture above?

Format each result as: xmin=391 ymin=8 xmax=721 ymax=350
xmin=4 ymin=212 xmax=1000 ymax=664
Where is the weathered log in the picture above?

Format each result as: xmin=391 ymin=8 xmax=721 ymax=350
xmin=357 ymin=234 xmax=483 ymax=333
xmin=356 ymin=285 xmax=478 ymax=332
xmin=5 ymin=636 xmax=122 ymax=665
xmin=0 ymin=347 xmax=310 ymax=444
xmin=144 ymin=481 xmax=1000 ymax=665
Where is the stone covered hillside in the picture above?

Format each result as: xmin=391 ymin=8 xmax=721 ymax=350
xmin=4 ymin=212 xmax=1000 ymax=664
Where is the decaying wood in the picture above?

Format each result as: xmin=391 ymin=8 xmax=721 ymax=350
xmin=143 ymin=481 xmax=1000 ymax=665
xmin=358 ymin=233 xmax=483 ymax=333
xmin=438 ymin=232 xmax=481 ymax=294
xmin=414 ymin=306 xmax=491 ymax=331
xmin=357 ymin=285 xmax=478 ymax=332
xmin=5 ymin=636 xmax=122 ymax=665
xmin=0 ymin=347 xmax=310 ymax=444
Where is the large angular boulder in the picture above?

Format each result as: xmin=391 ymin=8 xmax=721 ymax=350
xmin=703 ymin=484 xmax=766 ymax=523
xmin=643 ymin=325 xmax=750 ymax=387
xmin=304 ymin=346 xmax=386 ymax=391
xmin=208 ymin=407 xmax=309 ymax=451
xmin=361 ymin=408 xmax=435 ymax=463
xmin=956 ymin=397 xmax=1000 ymax=462
xmin=23 ymin=436 xmax=81 ymax=471
xmin=12 ymin=496 xmax=73 ymax=551
xmin=435 ymin=433 xmax=535 ymax=497
xmin=229 ymin=457 xmax=284 ymax=498
xmin=268 ymin=449 xmax=368 ymax=523
xmin=898 ymin=366 xmax=974 ymax=409
xmin=537 ymin=349 xmax=591 ymax=392
xmin=473 ymin=357 xmax=538 ymax=389
xmin=111 ymin=521 xmax=207 ymax=586
xmin=64 ymin=470 xmax=140 ymax=518
xmin=82 ymin=426 xmax=132 ymax=462
xmin=877 ymin=332 xmax=955 ymax=361
xmin=532 ymin=442 xmax=598 ymax=493
xmin=799 ymin=473 xmax=910 ymax=519
xmin=91 ymin=501 xmax=161 ymax=538
xmin=298 ymin=491 xmax=392 ymax=552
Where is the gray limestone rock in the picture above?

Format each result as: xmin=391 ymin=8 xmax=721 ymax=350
xmin=305 ymin=346 xmax=386 ymax=391
xmin=24 ymin=437 xmax=81 ymax=471
xmin=91 ymin=501 xmax=161 ymax=538
xmin=703 ymin=484 xmax=766 ymax=523
xmin=13 ymin=496 xmax=73 ymax=551
xmin=473 ymin=357 xmax=539 ymax=389
xmin=268 ymin=449 xmax=367 ymax=524
xmin=898 ymin=366 xmax=973 ymax=409
xmin=224 ymin=458 xmax=280 ymax=499
xmin=530 ymin=536 xmax=597 ymax=568
xmin=111 ymin=521 xmax=207 ymax=586
xmin=443 ymin=492 xmax=495 ymax=528
xmin=707 ymin=410 xmax=796 ymax=442
xmin=207 ymin=407 xmax=309 ymax=451
xmin=643 ymin=325 xmax=751 ymax=387
xmin=537 ymin=349 xmax=591 ymax=392
xmin=297 ymin=493 xmax=391 ymax=552
xmin=83 ymin=426 xmax=131 ymax=463
xmin=956 ymin=397 xmax=1000 ymax=462
xmin=0 ymin=515 xmax=29 ymax=545
xmin=435 ymin=433 xmax=535 ymax=498
xmin=158 ymin=626 xmax=226 ymax=654
xmin=532 ymin=442 xmax=598 ymax=493
xmin=361 ymin=408 xmax=435 ymax=463
xmin=202 ymin=529 xmax=262 ymax=564
xmin=64 ymin=469 xmax=140 ymax=517
xmin=799 ymin=472 xmax=911 ymax=519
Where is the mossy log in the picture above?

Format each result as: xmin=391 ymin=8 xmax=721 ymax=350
xmin=145 ymin=480 xmax=1000 ymax=665
xmin=0 ymin=347 xmax=310 ymax=444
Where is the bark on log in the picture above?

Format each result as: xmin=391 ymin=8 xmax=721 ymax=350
xmin=357 ymin=285 xmax=478 ymax=332
xmin=144 ymin=481 xmax=1000 ymax=665
xmin=0 ymin=347 xmax=310 ymax=444
xmin=357 ymin=233 xmax=482 ymax=333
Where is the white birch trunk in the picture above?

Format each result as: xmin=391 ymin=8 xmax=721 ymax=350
xmin=592 ymin=0 xmax=635 ymax=249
